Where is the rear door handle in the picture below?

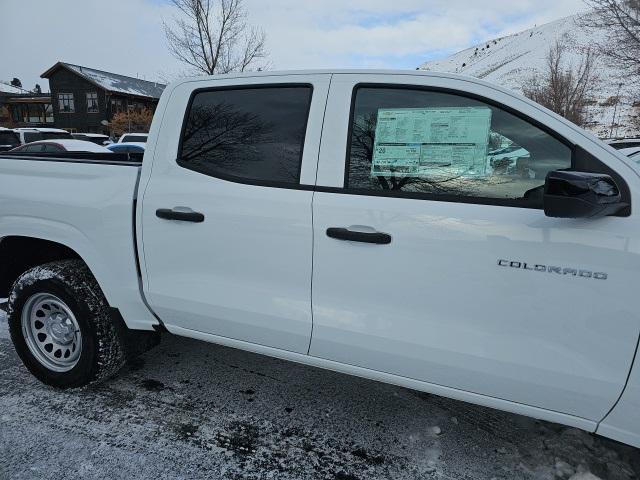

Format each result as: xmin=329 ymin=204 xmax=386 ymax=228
xmin=326 ymin=227 xmax=391 ymax=244
xmin=156 ymin=208 xmax=205 ymax=223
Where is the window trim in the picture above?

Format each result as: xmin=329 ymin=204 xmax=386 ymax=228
xmin=86 ymin=92 xmax=99 ymax=113
xmin=57 ymin=93 xmax=75 ymax=113
xmin=176 ymin=83 xmax=314 ymax=189
xmin=342 ymin=83 xmax=577 ymax=210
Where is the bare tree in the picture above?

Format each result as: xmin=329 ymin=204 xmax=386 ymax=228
xmin=164 ymin=0 xmax=268 ymax=75
xmin=631 ymin=105 xmax=640 ymax=131
xmin=581 ymin=1 xmax=640 ymax=76
xmin=523 ymin=40 xmax=598 ymax=126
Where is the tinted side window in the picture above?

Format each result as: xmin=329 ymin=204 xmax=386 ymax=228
xmin=179 ymin=86 xmax=312 ymax=185
xmin=41 ymin=144 xmax=64 ymax=152
xmin=22 ymin=144 xmax=44 ymax=152
xmin=0 ymin=132 xmax=19 ymax=144
xmin=24 ymin=132 xmax=43 ymax=143
xmin=346 ymin=87 xmax=572 ymax=206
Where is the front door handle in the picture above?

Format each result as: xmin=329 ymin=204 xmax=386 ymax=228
xmin=156 ymin=208 xmax=205 ymax=223
xmin=326 ymin=227 xmax=391 ymax=244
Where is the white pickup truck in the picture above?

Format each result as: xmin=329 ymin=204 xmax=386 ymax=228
xmin=1 ymin=70 xmax=639 ymax=448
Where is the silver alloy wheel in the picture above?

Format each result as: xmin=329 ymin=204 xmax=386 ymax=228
xmin=21 ymin=293 xmax=82 ymax=372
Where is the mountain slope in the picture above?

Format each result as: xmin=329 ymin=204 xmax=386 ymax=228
xmin=420 ymin=13 xmax=638 ymax=138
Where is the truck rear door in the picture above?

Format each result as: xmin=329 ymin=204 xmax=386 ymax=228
xmin=140 ymin=74 xmax=330 ymax=354
xmin=309 ymin=73 xmax=640 ymax=422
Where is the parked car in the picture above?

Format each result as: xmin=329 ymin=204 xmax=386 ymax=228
xmin=72 ymin=133 xmax=112 ymax=146
xmin=107 ymin=142 xmax=145 ymax=153
xmin=118 ymin=132 xmax=148 ymax=143
xmin=9 ymin=139 xmax=112 ymax=153
xmin=0 ymin=127 xmax=20 ymax=152
xmin=2 ymin=70 xmax=640 ymax=449
xmin=607 ymin=138 xmax=640 ymax=150
xmin=13 ymin=127 xmax=73 ymax=145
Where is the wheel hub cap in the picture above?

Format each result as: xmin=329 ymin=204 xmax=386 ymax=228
xmin=21 ymin=293 xmax=82 ymax=372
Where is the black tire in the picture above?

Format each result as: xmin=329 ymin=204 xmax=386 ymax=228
xmin=7 ymin=259 xmax=144 ymax=388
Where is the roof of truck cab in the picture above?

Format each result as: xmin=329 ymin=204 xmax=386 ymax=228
xmin=169 ymin=68 xmax=472 ymax=81
xmin=173 ymin=68 xmax=470 ymax=77
xmin=163 ymin=69 xmax=540 ymax=100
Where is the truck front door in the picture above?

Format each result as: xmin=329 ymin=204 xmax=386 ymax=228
xmin=309 ymin=74 xmax=640 ymax=421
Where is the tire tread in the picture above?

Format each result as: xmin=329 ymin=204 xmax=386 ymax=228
xmin=8 ymin=259 xmax=127 ymax=387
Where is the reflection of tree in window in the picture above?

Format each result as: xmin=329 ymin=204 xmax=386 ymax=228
xmin=347 ymin=87 xmax=572 ymax=203
xmin=179 ymin=87 xmax=311 ymax=184
xmin=181 ymin=102 xmax=272 ymax=169
xmin=350 ymin=112 xmax=472 ymax=196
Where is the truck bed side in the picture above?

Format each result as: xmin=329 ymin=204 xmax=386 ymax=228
xmin=0 ymin=155 xmax=157 ymax=330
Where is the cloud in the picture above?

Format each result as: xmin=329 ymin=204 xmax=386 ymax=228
xmin=247 ymin=0 xmax=588 ymax=68
xmin=1 ymin=0 xmax=587 ymax=90
xmin=1 ymin=0 xmax=176 ymax=90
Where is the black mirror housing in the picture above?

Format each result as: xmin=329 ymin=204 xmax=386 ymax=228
xmin=544 ymin=170 xmax=628 ymax=218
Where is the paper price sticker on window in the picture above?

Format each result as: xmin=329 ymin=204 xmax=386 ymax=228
xmin=371 ymin=107 xmax=492 ymax=178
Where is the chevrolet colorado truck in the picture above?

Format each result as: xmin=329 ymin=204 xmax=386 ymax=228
xmin=1 ymin=70 xmax=639 ymax=448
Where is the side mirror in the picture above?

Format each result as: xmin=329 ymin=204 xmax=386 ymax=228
xmin=544 ymin=170 xmax=627 ymax=218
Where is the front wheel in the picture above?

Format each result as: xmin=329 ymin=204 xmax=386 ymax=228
xmin=8 ymin=260 xmax=129 ymax=388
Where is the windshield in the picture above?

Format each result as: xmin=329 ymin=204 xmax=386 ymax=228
xmin=40 ymin=131 xmax=73 ymax=140
xmin=611 ymin=141 xmax=640 ymax=150
xmin=122 ymin=135 xmax=147 ymax=143
xmin=0 ymin=131 xmax=19 ymax=145
xmin=23 ymin=131 xmax=72 ymax=143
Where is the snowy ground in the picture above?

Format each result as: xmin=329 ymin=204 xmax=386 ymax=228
xmin=0 ymin=307 xmax=639 ymax=480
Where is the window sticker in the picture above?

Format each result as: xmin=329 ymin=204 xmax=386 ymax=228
xmin=371 ymin=107 xmax=492 ymax=178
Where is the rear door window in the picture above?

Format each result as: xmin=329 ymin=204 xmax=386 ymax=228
xmin=178 ymin=86 xmax=313 ymax=185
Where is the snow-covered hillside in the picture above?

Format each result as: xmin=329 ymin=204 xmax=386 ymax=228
xmin=420 ymin=13 xmax=638 ymax=139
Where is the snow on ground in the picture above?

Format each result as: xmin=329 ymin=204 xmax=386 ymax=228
xmin=420 ymin=12 xmax=639 ymax=139
xmin=0 ymin=306 xmax=639 ymax=479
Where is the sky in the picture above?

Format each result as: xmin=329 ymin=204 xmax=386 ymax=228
xmin=1 ymin=0 xmax=588 ymax=92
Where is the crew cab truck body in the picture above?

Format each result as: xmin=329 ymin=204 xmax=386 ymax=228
xmin=1 ymin=70 xmax=640 ymax=448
